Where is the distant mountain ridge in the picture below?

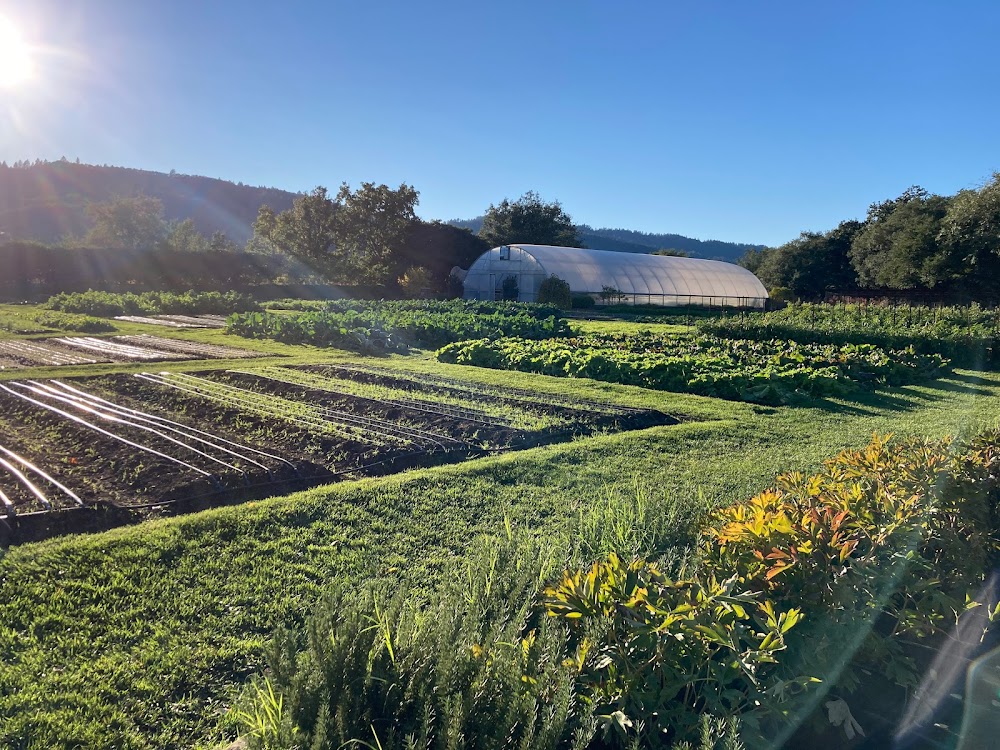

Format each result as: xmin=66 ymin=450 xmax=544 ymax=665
xmin=0 ymin=161 xmax=297 ymax=244
xmin=0 ymin=162 xmax=764 ymax=262
xmin=449 ymin=217 xmax=764 ymax=262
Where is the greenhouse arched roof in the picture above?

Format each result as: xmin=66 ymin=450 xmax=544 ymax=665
xmin=506 ymin=244 xmax=768 ymax=300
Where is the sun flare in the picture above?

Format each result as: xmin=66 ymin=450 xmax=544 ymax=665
xmin=0 ymin=15 xmax=34 ymax=87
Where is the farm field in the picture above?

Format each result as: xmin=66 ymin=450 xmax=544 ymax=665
xmin=1 ymin=300 xmax=1000 ymax=749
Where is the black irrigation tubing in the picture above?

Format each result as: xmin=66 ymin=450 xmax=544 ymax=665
xmin=41 ymin=380 xmax=279 ymax=474
xmin=58 ymin=378 xmax=297 ymax=470
xmin=137 ymin=372 xmax=390 ymax=446
xmin=13 ymin=381 xmax=246 ymax=475
xmin=156 ymin=372 xmax=456 ymax=450
xmin=224 ymin=370 xmax=468 ymax=447
xmin=0 ymin=382 xmax=213 ymax=478
xmin=0 ymin=454 xmax=52 ymax=511
xmin=230 ymin=368 xmax=514 ymax=429
xmin=0 ymin=442 xmax=84 ymax=508
xmin=321 ymin=363 xmax=648 ymax=415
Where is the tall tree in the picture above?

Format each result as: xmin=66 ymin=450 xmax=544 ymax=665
xmin=335 ymin=182 xmax=419 ymax=283
xmin=165 ymin=218 xmax=208 ymax=253
xmin=253 ymin=187 xmax=342 ymax=277
xmin=756 ymin=220 xmax=861 ymax=299
xmin=938 ymin=173 xmax=1000 ymax=301
xmin=478 ymin=191 xmax=581 ymax=248
xmin=84 ymin=194 xmax=167 ymax=250
xmin=253 ymin=183 xmax=418 ymax=284
xmin=850 ymin=188 xmax=955 ymax=289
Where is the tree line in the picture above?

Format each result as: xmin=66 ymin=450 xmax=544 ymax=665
xmin=741 ymin=175 xmax=1000 ymax=303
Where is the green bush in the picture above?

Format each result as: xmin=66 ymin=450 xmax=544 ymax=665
xmin=538 ymin=275 xmax=573 ymax=309
xmin=572 ymin=294 xmax=596 ymax=309
xmin=31 ymin=311 xmax=117 ymax=333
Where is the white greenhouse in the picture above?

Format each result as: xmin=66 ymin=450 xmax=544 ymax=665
xmin=462 ymin=244 xmax=769 ymax=308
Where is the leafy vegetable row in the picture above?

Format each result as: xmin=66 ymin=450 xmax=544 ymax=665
xmin=702 ymin=302 xmax=1000 ymax=368
xmin=227 ymin=303 xmax=570 ymax=353
xmin=437 ymin=332 xmax=950 ymax=404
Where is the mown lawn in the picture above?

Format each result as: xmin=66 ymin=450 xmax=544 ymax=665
xmin=0 ymin=321 xmax=998 ymax=748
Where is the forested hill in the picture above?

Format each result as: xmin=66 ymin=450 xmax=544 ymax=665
xmin=0 ymin=161 xmax=297 ymax=244
xmin=449 ymin=217 xmax=765 ymax=261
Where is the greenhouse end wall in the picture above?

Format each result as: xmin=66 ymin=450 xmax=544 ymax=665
xmin=463 ymin=244 xmax=769 ymax=309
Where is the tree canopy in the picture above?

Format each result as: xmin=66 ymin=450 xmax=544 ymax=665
xmin=478 ymin=191 xmax=581 ymax=248
xmin=741 ymin=176 xmax=1000 ymax=303
xmin=254 ymin=183 xmax=418 ymax=284
xmin=84 ymin=195 xmax=167 ymax=251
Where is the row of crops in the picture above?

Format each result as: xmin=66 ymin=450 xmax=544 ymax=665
xmin=45 ymin=289 xmax=261 ymax=316
xmin=0 ymin=365 xmax=672 ymax=541
xmin=437 ymin=333 xmax=951 ymax=405
xmin=703 ymin=302 xmax=1000 ymax=367
xmin=0 ymin=334 xmax=264 ymax=368
xmin=227 ymin=300 xmax=569 ymax=353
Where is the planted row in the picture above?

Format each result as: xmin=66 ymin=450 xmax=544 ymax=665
xmin=45 ymin=289 xmax=262 ymax=317
xmin=228 ymin=302 xmax=569 ymax=353
xmin=437 ymin=332 xmax=949 ymax=404
xmin=703 ymin=302 xmax=1000 ymax=368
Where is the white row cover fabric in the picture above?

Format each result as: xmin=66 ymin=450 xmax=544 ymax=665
xmin=463 ymin=244 xmax=769 ymax=308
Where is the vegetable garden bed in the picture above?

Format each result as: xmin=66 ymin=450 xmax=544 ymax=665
xmin=0 ymin=367 xmax=674 ymax=543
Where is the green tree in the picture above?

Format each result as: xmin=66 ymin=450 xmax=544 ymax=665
xmin=938 ymin=173 xmax=1000 ymax=301
xmin=84 ymin=195 xmax=167 ymax=250
xmin=165 ymin=218 xmax=208 ymax=253
xmin=850 ymin=188 xmax=955 ymax=289
xmin=479 ymin=191 xmax=581 ymax=248
xmin=253 ymin=187 xmax=342 ymax=277
xmin=336 ymin=182 xmax=419 ymax=283
xmin=756 ymin=220 xmax=861 ymax=299
xmin=253 ymin=183 xmax=418 ymax=284
xmin=652 ymin=248 xmax=690 ymax=257
xmin=397 ymin=266 xmax=433 ymax=298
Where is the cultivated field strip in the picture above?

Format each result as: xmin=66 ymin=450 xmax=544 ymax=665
xmin=0 ymin=379 xmax=294 ymax=489
xmin=0 ymin=339 xmax=106 ymax=366
xmin=0 ymin=356 xmax=23 ymax=370
xmin=138 ymin=372 xmax=464 ymax=451
xmin=112 ymin=314 xmax=229 ymax=328
xmin=54 ymin=337 xmax=191 ymax=360
xmin=305 ymin=363 xmax=650 ymax=416
xmin=0 ymin=442 xmax=85 ymax=516
xmin=233 ymin=366 xmax=520 ymax=428
xmin=113 ymin=335 xmax=265 ymax=359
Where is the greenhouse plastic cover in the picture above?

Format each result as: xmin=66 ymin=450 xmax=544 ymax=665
xmin=505 ymin=245 xmax=768 ymax=299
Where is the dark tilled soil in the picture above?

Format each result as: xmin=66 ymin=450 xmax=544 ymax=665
xmin=0 ymin=370 xmax=676 ymax=544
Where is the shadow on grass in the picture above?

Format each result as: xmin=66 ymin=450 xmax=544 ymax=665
xmin=920 ymin=373 xmax=998 ymax=398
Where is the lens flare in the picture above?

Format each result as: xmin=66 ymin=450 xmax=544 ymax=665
xmin=0 ymin=15 xmax=34 ymax=87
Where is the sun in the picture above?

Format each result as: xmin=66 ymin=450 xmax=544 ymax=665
xmin=0 ymin=15 xmax=34 ymax=88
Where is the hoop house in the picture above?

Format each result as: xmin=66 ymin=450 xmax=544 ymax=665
xmin=463 ymin=244 xmax=769 ymax=308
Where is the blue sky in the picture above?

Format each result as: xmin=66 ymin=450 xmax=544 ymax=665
xmin=2 ymin=0 xmax=998 ymax=246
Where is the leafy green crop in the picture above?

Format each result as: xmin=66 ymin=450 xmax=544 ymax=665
xmin=437 ymin=332 xmax=950 ymax=405
xmin=228 ymin=300 xmax=570 ymax=353
xmin=702 ymin=302 xmax=1000 ymax=368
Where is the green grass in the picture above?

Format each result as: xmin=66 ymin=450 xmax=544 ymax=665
xmin=2 ymin=308 xmax=999 ymax=749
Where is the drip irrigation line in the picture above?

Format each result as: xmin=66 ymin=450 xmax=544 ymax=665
xmin=0 ymin=382 xmax=212 ymax=477
xmin=0 ymin=455 xmax=51 ymax=511
xmin=13 ymin=381 xmax=244 ymax=475
xmin=0 ymin=486 xmax=14 ymax=517
xmin=0 ymin=443 xmax=84 ymax=508
xmin=45 ymin=380 xmax=281 ymax=472
xmin=138 ymin=373 xmax=379 ymax=445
